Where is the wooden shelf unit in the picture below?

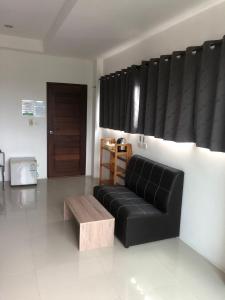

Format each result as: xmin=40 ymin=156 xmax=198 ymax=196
xmin=99 ymin=138 xmax=132 ymax=185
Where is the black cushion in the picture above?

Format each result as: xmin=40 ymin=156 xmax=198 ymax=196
xmin=94 ymin=185 xmax=162 ymax=220
xmin=125 ymin=155 xmax=180 ymax=213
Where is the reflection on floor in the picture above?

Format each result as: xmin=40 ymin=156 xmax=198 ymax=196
xmin=0 ymin=176 xmax=224 ymax=300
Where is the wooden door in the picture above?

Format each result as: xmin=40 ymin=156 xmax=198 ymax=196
xmin=47 ymin=83 xmax=87 ymax=177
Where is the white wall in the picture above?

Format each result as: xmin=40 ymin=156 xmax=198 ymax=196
xmin=0 ymin=49 xmax=94 ymax=180
xmin=104 ymin=0 xmax=225 ymax=73
xmin=98 ymin=1 xmax=225 ymax=272
xmin=92 ymin=59 xmax=103 ymax=178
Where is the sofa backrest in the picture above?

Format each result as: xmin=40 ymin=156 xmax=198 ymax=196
xmin=125 ymin=155 xmax=184 ymax=213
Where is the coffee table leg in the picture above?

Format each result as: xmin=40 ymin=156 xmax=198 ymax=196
xmin=64 ymin=201 xmax=73 ymax=220
xmin=79 ymin=219 xmax=114 ymax=251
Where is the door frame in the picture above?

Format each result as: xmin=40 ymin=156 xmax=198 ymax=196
xmin=47 ymin=82 xmax=87 ymax=178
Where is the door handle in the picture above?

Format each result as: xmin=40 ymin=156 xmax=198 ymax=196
xmin=49 ymin=130 xmax=54 ymax=135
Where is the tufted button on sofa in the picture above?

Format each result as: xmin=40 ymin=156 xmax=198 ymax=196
xmin=94 ymin=155 xmax=184 ymax=248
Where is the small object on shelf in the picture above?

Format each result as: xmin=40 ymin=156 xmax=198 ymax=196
xmin=117 ymin=138 xmax=126 ymax=152
xmin=99 ymin=138 xmax=132 ymax=185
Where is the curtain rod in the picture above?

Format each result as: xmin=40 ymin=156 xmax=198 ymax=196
xmin=99 ymin=36 xmax=225 ymax=80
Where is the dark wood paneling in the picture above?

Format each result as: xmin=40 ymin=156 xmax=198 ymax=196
xmin=47 ymin=82 xmax=87 ymax=177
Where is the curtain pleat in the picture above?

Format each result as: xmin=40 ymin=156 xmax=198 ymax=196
xmin=195 ymin=40 xmax=222 ymax=149
xmin=154 ymin=55 xmax=171 ymax=138
xmin=112 ymin=72 xmax=121 ymax=130
xmin=176 ymin=47 xmax=202 ymax=142
xmin=137 ymin=61 xmax=149 ymax=134
xmin=124 ymin=66 xmax=140 ymax=133
xmin=124 ymin=67 xmax=132 ymax=133
xmin=210 ymin=36 xmax=225 ymax=152
xmin=143 ymin=58 xmax=159 ymax=136
xmin=103 ymin=76 xmax=110 ymax=128
xmin=108 ymin=74 xmax=115 ymax=129
xmin=119 ymin=70 xmax=127 ymax=131
xmin=99 ymin=77 xmax=105 ymax=127
xmin=164 ymin=51 xmax=185 ymax=141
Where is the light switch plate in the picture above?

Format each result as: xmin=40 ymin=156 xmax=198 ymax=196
xmin=142 ymin=143 xmax=148 ymax=149
xmin=28 ymin=119 xmax=34 ymax=126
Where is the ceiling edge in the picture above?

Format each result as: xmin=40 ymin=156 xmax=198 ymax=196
xmin=0 ymin=34 xmax=43 ymax=53
xmin=43 ymin=0 xmax=79 ymax=48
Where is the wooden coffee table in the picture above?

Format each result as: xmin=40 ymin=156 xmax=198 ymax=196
xmin=64 ymin=195 xmax=115 ymax=251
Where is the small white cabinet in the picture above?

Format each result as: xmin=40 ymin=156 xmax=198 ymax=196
xmin=10 ymin=157 xmax=37 ymax=186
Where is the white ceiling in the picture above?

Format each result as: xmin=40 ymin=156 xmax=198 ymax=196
xmin=0 ymin=0 xmax=66 ymax=38
xmin=0 ymin=0 xmax=219 ymax=58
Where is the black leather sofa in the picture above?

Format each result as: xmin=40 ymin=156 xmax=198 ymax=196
xmin=94 ymin=155 xmax=184 ymax=248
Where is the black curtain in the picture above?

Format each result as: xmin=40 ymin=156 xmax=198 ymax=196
xmin=108 ymin=74 xmax=115 ymax=129
xmin=112 ymin=72 xmax=121 ymax=130
xmin=119 ymin=70 xmax=128 ymax=131
xmin=124 ymin=65 xmax=140 ymax=133
xmin=99 ymin=35 xmax=225 ymax=153
xmin=99 ymin=77 xmax=105 ymax=128
xmin=154 ymin=55 xmax=171 ymax=138
xmin=137 ymin=61 xmax=149 ymax=134
xmin=176 ymin=46 xmax=202 ymax=142
xmin=163 ymin=51 xmax=185 ymax=141
xmin=99 ymin=76 xmax=110 ymax=129
xmin=195 ymin=40 xmax=223 ymax=150
xmin=210 ymin=37 xmax=225 ymax=152
xmin=143 ymin=58 xmax=159 ymax=136
xmin=103 ymin=76 xmax=110 ymax=128
xmin=124 ymin=67 xmax=132 ymax=133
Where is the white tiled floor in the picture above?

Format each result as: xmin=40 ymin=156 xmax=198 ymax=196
xmin=0 ymin=176 xmax=224 ymax=300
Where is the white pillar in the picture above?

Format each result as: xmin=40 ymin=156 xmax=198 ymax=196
xmin=92 ymin=58 xmax=103 ymax=178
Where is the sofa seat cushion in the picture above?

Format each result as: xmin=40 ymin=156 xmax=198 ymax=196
xmin=94 ymin=185 xmax=162 ymax=220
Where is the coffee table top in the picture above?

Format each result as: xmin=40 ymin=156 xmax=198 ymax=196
xmin=65 ymin=195 xmax=114 ymax=224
